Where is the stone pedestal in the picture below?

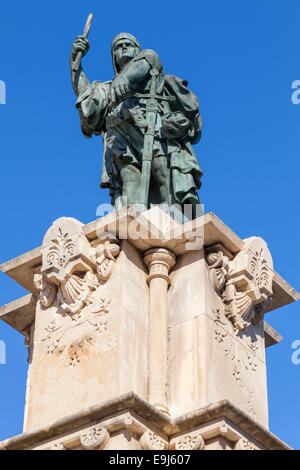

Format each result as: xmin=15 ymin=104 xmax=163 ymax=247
xmin=0 ymin=207 xmax=299 ymax=450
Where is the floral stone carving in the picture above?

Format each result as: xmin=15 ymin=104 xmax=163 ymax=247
xmin=41 ymin=218 xmax=95 ymax=284
xmin=37 ymin=218 xmax=120 ymax=314
xmin=212 ymin=307 xmax=258 ymax=419
xmin=206 ymin=237 xmax=273 ymax=332
xmin=36 ymin=218 xmax=120 ymax=365
xmin=234 ymin=438 xmax=257 ymax=450
xmin=174 ymin=432 xmax=205 ymax=450
xmin=140 ymin=430 xmax=168 ymax=450
xmin=80 ymin=424 xmax=110 ymax=450
xmin=42 ymin=296 xmax=113 ymax=366
xmin=40 ymin=217 xmax=98 ymax=314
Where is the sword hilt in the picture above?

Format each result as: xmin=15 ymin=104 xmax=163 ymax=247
xmin=150 ymin=68 xmax=159 ymax=94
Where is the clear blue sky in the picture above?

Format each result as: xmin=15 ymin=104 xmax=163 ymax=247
xmin=0 ymin=0 xmax=299 ymax=448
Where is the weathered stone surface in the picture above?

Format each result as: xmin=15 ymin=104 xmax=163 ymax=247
xmin=0 ymin=295 xmax=282 ymax=350
xmin=0 ymin=207 xmax=298 ymax=449
xmin=0 ymin=395 xmax=291 ymax=450
xmin=264 ymin=322 xmax=283 ymax=347
xmin=0 ymin=294 xmax=36 ymax=335
xmin=23 ymin=239 xmax=149 ymax=431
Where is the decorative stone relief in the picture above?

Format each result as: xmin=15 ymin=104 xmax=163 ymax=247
xmin=173 ymin=432 xmax=205 ymax=450
xmin=50 ymin=442 xmax=66 ymax=450
xmin=36 ymin=218 xmax=120 ymax=365
xmin=56 ymin=271 xmax=99 ymax=315
xmin=80 ymin=424 xmax=110 ymax=450
xmin=214 ymin=307 xmax=229 ymax=343
xmin=212 ymin=307 xmax=258 ymax=419
xmin=33 ymin=273 xmax=57 ymax=308
xmin=41 ymin=220 xmax=93 ymax=282
xmin=24 ymin=336 xmax=31 ymax=363
xmin=94 ymin=240 xmax=120 ymax=282
xmin=38 ymin=217 xmax=120 ymax=314
xmin=42 ymin=296 xmax=113 ymax=366
xmin=206 ymin=251 xmax=230 ymax=294
xmin=213 ymin=308 xmax=259 ymax=372
xmin=140 ymin=430 xmax=168 ymax=450
xmin=206 ymin=237 xmax=274 ymax=332
xmin=24 ymin=335 xmax=30 ymax=351
xmin=234 ymin=438 xmax=257 ymax=451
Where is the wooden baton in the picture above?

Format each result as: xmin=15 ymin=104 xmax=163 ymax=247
xmin=73 ymin=13 xmax=94 ymax=72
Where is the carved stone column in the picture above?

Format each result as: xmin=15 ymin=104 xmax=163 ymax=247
xmin=143 ymin=248 xmax=176 ymax=415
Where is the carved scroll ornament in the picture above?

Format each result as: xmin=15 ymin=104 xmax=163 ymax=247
xmin=33 ymin=273 xmax=57 ymax=308
xmin=206 ymin=237 xmax=274 ymax=332
xmin=94 ymin=240 xmax=120 ymax=282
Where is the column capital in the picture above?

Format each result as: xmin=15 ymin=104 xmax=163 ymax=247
xmin=143 ymin=248 xmax=176 ymax=285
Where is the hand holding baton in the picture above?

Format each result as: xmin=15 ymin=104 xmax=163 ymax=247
xmin=73 ymin=13 xmax=94 ymax=73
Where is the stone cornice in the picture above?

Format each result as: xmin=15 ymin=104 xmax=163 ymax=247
xmin=0 ymin=393 xmax=291 ymax=450
xmin=0 ymin=208 xmax=298 ymax=317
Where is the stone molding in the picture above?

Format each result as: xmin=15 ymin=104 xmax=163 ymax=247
xmin=0 ymin=393 xmax=291 ymax=451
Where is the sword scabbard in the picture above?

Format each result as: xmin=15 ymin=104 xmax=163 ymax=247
xmin=139 ymin=70 xmax=160 ymax=210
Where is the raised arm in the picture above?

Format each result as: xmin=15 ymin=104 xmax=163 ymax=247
xmin=70 ymin=36 xmax=91 ymax=97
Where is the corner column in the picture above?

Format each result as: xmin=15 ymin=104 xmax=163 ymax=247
xmin=143 ymin=248 xmax=176 ymax=415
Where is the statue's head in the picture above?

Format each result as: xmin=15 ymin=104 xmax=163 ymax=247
xmin=111 ymin=33 xmax=141 ymax=74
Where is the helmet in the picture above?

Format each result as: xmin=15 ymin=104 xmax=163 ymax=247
xmin=111 ymin=32 xmax=141 ymax=73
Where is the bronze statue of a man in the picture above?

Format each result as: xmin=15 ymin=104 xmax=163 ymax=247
xmin=70 ymin=32 xmax=203 ymax=218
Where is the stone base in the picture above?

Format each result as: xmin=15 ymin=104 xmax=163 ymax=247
xmin=0 ymin=392 xmax=290 ymax=450
xmin=0 ymin=207 xmax=298 ymax=450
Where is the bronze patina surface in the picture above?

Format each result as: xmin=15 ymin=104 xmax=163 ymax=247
xmin=70 ymin=31 xmax=203 ymax=219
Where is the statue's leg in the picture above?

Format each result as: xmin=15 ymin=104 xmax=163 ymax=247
xmin=116 ymin=161 xmax=141 ymax=206
xmin=151 ymin=155 xmax=171 ymax=205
